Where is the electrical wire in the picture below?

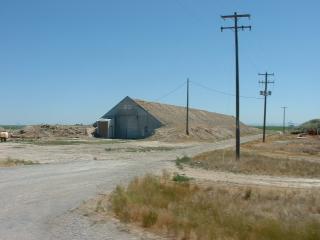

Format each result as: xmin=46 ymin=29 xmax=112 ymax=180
xmin=190 ymin=80 xmax=263 ymax=100
xmin=153 ymin=79 xmax=263 ymax=105
xmin=154 ymin=81 xmax=187 ymax=102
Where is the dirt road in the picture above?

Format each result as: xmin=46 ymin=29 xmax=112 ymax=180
xmin=1 ymin=134 xmax=319 ymax=240
xmin=0 ymin=159 xmax=170 ymax=240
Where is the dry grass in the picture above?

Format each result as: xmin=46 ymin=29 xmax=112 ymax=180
xmin=0 ymin=157 xmax=38 ymax=167
xmin=242 ymin=134 xmax=320 ymax=157
xmin=102 ymin=173 xmax=320 ymax=240
xmin=192 ymin=149 xmax=320 ymax=178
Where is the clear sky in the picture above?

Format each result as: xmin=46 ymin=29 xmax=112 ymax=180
xmin=0 ymin=0 xmax=319 ymax=126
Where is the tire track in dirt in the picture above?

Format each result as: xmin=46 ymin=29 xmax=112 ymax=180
xmin=181 ymin=167 xmax=320 ymax=189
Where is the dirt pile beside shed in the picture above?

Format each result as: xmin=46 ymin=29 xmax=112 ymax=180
xmin=11 ymin=125 xmax=94 ymax=139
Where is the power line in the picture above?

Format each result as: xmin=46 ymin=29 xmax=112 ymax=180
xmin=258 ymin=72 xmax=275 ymax=142
xmin=154 ymin=79 xmax=262 ymax=106
xmin=154 ymin=81 xmax=187 ymax=102
xmin=191 ymin=81 xmax=263 ymax=100
xmin=243 ymin=50 xmax=261 ymax=73
xmin=191 ymin=81 xmax=233 ymax=97
xmin=221 ymin=12 xmax=252 ymax=161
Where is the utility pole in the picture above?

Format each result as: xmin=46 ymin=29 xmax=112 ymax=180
xmin=186 ymin=78 xmax=189 ymax=135
xmin=221 ymin=12 xmax=251 ymax=160
xmin=281 ymin=107 xmax=287 ymax=134
xmin=259 ymin=72 xmax=274 ymax=142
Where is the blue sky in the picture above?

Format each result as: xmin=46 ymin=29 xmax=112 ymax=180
xmin=0 ymin=0 xmax=319 ymax=125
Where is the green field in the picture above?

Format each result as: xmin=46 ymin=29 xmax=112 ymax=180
xmin=252 ymin=125 xmax=284 ymax=131
xmin=0 ymin=125 xmax=25 ymax=130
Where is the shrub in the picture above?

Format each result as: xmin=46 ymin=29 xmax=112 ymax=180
xmin=142 ymin=210 xmax=158 ymax=228
xmin=175 ymin=156 xmax=192 ymax=169
xmin=172 ymin=174 xmax=192 ymax=182
xmin=108 ymin=174 xmax=320 ymax=240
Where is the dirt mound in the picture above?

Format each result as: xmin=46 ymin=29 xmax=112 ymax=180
xmin=299 ymin=119 xmax=320 ymax=134
xmin=11 ymin=125 xmax=95 ymax=139
xmin=135 ymin=99 xmax=260 ymax=142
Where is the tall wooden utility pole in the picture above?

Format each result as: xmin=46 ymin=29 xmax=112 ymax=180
xmin=281 ymin=106 xmax=287 ymax=134
xmin=259 ymin=72 xmax=274 ymax=142
xmin=186 ymin=78 xmax=190 ymax=135
xmin=221 ymin=12 xmax=251 ymax=160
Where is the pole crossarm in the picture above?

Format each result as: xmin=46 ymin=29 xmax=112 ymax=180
xmin=259 ymin=81 xmax=274 ymax=84
xmin=259 ymin=73 xmax=274 ymax=77
xmin=258 ymin=73 xmax=274 ymax=76
xmin=221 ymin=14 xmax=251 ymax=19
xmin=221 ymin=26 xmax=251 ymax=32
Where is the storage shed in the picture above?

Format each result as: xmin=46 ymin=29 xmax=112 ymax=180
xmin=96 ymin=96 xmax=259 ymax=141
xmin=97 ymin=96 xmax=162 ymax=139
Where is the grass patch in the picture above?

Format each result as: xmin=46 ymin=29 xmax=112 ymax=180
xmin=253 ymin=125 xmax=285 ymax=131
xmin=105 ymin=173 xmax=320 ymax=240
xmin=191 ymin=149 xmax=320 ymax=178
xmin=243 ymin=134 xmax=320 ymax=157
xmin=0 ymin=157 xmax=38 ymax=167
xmin=175 ymin=156 xmax=192 ymax=169
xmin=0 ymin=125 xmax=25 ymax=130
xmin=172 ymin=173 xmax=192 ymax=182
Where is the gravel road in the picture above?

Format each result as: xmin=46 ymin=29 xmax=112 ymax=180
xmin=0 ymin=159 xmax=170 ymax=240
xmin=1 ymin=134 xmax=319 ymax=240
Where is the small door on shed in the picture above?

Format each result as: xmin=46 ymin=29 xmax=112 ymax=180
xmin=126 ymin=115 xmax=140 ymax=139
xmin=97 ymin=121 xmax=108 ymax=138
xmin=115 ymin=115 xmax=127 ymax=139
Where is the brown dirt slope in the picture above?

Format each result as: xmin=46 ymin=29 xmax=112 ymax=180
xmin=135 ymin=99 xmax=259 ymax=142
